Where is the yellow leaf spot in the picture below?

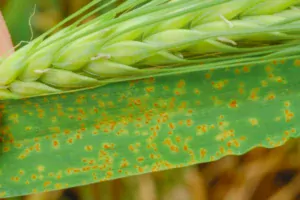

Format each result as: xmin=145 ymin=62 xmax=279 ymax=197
xmin=294 ymin=59 xmax=300 ymax=66
xmin=37 ymin=165 xmax=45 ymax=172
xmin=249 ymin=118 xmax=258 ymax=126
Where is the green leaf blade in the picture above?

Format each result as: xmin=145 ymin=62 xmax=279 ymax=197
xmin=1 ymin=57 xmax=299 ymax=198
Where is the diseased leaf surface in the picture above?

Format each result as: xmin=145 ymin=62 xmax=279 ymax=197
xmin=0 ymin=58 xmax=300 ymax=198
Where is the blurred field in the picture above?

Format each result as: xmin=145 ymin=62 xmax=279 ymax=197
xmin=1 ymin=1 xmax=300 ymax=199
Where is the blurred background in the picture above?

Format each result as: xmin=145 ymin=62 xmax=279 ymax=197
xmin=1 ymin=0 xmax=300 ymax=199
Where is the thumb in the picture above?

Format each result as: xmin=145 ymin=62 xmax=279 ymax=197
xmin=0 ymin=11 xmax=14 ymax=57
